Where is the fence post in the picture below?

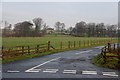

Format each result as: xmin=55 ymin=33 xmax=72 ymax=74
xmin=22 ymin=46 xmax=24 ymax=55
xmin=36 ymin=45 xmax=39 ymax=53
xmin=1 ymin=46 xmax=3 ymax=58
xmin=60 ymin=41 xmax=62 ymax=49
xmin=28 ymin=46 xmax=30 ymax=54
xmin=88 ymin=40 xmax=89 ymax=46
xmin=48 ymin=41 xmax=50 ymax=50
xmin=108 ymin=43 xmax=111 ymax=52
xmin=74 ymin=41 xmax=75 ymax=48
xmin=94 ymin=40 xmax=96 ymax=45
xmin=79 ymin=41 xmax=81 ymax=47
xmin=68 ymin=41 xmax=70 ymax=48
xmin=84 ymin=41 xmax=85 ymax=47
xmin=1 ymin=46 xmax=4 ymax=59
xmin=104 ymin=46 xmax=107 ymax=63
xmin=113 ymin=44 xmax=116 ymax=51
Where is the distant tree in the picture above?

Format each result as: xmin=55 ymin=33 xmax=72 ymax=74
xmin=95 ymin=23 xmax=106 ymax=37
xmin=67 ymin=27 xmax=73 ymax=35
xmin=87 ymin=23 xmax=96 ymax=37
xmin=2 ymin=22 xmax=12 ymax=37
xmin=75 ymin=21 xmax=86 ymax=36
xmin=14 ymin=21 xmax=33 ymax=37
xmin=54 ymin=21 xmax=61 ymax=34
xmin=107 ymin=25 xmax=117 ymax=37
xmin=61 ymin=23 xmax=65 ymax=34
xmin=42 ymin=23 xmax=49 ymax=34
xmin=33 ymin=18 xmax=43 ymax=36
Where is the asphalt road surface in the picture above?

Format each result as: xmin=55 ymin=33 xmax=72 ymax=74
xmin=2 ymin=46 xmax=120 ymax=79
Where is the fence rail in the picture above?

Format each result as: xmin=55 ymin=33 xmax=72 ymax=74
xmin=1 ymin=38 xmax=118 ymax=59
xmin=101 ymin=43 xmax=120 ymax=63
xmin=2 ymin=41 xmax=55 ymax=59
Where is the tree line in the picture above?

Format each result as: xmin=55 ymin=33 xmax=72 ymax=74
xmin=1 ymin=17 xmax=118 ymax=37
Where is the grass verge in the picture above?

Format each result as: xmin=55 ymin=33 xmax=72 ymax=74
xmin=2 ymin=44 xmax=102 ymax=63
xmin=92 ymin=53 xmax=119 ymax=69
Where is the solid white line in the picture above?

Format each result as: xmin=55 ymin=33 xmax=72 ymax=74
xmin=82 ymin=71 xmax=97 ymax=75
xmin=25 ymin=57 xmax=61 ymax=72
xmin=75 ymin=50 xmax=93 ymax=54
xmin=7 ymin=71 xmax=20 ymax=73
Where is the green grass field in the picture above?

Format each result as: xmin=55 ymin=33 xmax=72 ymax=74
xmin=1 ymin=35 xmax=118 ymax=63
xmin=2 ymin=35 xmax=117 ymax=48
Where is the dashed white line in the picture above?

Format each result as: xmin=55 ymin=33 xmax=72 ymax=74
xmin=25 ymin=69 xmax=41 ymax=73
xmin=103 ymin=74 xmax=118 ymax=77
xmin=102 ymin=72 xmax=116 ymax=74
xmin=7 ymin=71 xmax=20 ymax=73
xmin=43 ymin=69 xmax=58 ymax=73
xmin=75 ymin=50 xmax=93 ymax=54
xmin=25 ymin=57 xmax=61 ymax=72
xmin=82 ymin=71 xmax=97 ymax=75
xmin=102 ymin=72 xmax=118 ymax=77
xmin=63 ymin=70 xmax=76 ymax=74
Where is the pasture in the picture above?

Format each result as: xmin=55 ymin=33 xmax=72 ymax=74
xmin=2 ymin=35 xmax=117 ymax=48
xmin=2 ymin=35 xmax=118 ymax=63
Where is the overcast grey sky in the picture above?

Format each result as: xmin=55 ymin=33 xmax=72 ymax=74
xmin=2 ymin=2 xmax=118 ymax=28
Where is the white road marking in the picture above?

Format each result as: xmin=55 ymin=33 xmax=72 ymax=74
xmin=102 ymin=72 xmax=116 ymax=74
xmin=25 ymin=57 xmax=61 ymax=72
xmin=94 ymin=46 xmax=104 ymax=49
xmin=25 ymin=69 xmax=41 ymax=73
xmin=25 ymin=70 xmax=39 ymax=73
xmin=102 ymin=72 xmax=118 ymax=77
xmin=103 ymin=74 xmax=118 ymax=77
xmin=82 ymin=71 xmax=97 ymax=75
xmin=43 ymin=69 xmax=58 ymax=73
xmin=45 ymin=69 xmax=58 ymax=71
xmin=75 ymin=50 xmax=93 ymax=54
xmin=7 ymin=71 xmax=20 ymax=73
xmin=63 ymin=70 xmax=76 ymax=74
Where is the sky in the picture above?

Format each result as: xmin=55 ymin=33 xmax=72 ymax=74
xmin=1 ymin=2 xmax=118 ymax=28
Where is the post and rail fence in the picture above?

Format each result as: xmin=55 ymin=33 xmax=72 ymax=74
xmin=101 ymin=43 xmax=120 ymax=63
xmin=1 ymin=38 xmax=118 ymax=59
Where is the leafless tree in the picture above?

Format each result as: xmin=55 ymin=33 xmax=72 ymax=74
xmin=33 ymin=17 xmax=43 ymax=35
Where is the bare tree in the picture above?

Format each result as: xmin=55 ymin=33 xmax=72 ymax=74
xmin=2 ymin=21 xmax=12 ymax=37
xmin=33 ymin=18 xmax=43 ymax=36
xmin=54 ymin=21 xmax=61 ymax=34
xmin=42 ymin=23 xmax=49 ymax=34
xmin=75 ymin=21 xmax=86 ymax=36
xmin=14 ymin=21 xmax=33 ymax=37
xmin=87 ymin=23 xmax=96 ymax=37
xmin=61 ymin=23 xmax=65 ymax=34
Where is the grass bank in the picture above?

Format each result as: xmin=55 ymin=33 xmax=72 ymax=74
xmin=92 ymin=54 xmax=119 ymax=69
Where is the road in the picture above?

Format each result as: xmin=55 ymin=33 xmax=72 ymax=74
xmin=2 ymin=46 xmax=120 ymax=79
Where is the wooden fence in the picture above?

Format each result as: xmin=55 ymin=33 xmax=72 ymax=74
xmin=101 ymin=43 xmax=120 ymax=63
xmin=59 ymin=39 xmax=117 ymax=49
xmin=1 ymin=38 xmax=118 ymax=59
xmin=2 ymin=41 xmax=55 ymax=59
